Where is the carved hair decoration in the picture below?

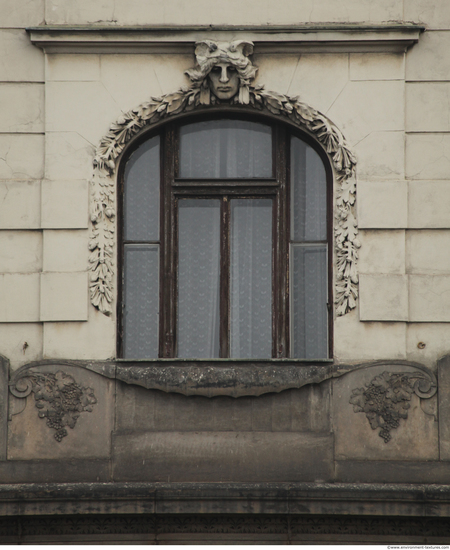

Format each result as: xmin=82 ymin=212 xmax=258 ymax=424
xmin=89 ymin=39 xmax=358 ymax=317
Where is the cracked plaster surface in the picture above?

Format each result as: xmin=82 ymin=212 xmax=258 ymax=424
xmin=0 ymin=135 xmax=44 ymax=180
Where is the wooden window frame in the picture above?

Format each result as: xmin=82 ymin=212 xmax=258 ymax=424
xmin=117 ymin=112 xmax=333 ymax=360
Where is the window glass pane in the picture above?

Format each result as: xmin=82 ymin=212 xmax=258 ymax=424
xmin=230 ymin=199 xmax=272 ymax=358
xmin=291 ymin=137 xmax=327 ymax=241
xmin=124 ymin=136 xmax=160 ymax=241
xmin=291 ymin=245 xmax=328 ymax=359
xmin=179 ymin=120 xmax=272 ymax=178
xmin=123 ymin=244 xmax=159 ymax=358
xmin=178 ymin=200 xmax=221 ymax=358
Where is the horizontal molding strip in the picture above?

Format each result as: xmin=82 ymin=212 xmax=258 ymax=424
xmin=27 ymin=24 xmax=424 ymax=54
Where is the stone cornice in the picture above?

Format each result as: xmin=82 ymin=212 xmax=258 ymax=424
xmin=0 ymin=481 xmax=448 ymax=517
xmin=27 ymin=23 xmax=424 ymax=54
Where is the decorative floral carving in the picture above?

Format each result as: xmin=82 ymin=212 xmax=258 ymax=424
xmin=89 ymin=39 xmax=358 ymax=316
xmin=349 ymin=371 xmax=437 ymax=443
xmin=10 ymin=371 xmax=97 ymax=442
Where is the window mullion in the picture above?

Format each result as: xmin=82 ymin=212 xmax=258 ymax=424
xmin=220 ymin=196 xmax=230 ymax=358
xmin=160 ymin=125 xmax=177 ymax=358
xmin=273 ymin=125 xmax=289 ymax=358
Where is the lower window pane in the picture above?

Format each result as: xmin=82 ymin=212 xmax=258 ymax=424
xmin=291 ymin=245 xmax=328 ymax=359
xmin=123 ymin=244 xmax=159 ymax=358
xmin=178 ymin=199 xmax=221 ymax=358
xmin=230 ymin=199 xmax=272 ymax=359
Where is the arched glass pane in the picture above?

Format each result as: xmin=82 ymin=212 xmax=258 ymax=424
xmin=179 ymin=120 xmax=272 ymax=179
xmin=291 ymin=137 xmax=327 ymax=242
xmin=124 ymin=135 xmax=160 ymax=241
xmin=290 ymin=135 xmax=328 ymax=359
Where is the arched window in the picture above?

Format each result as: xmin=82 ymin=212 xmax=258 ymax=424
xmin=118 ymin=115 xmax=332 ymax=360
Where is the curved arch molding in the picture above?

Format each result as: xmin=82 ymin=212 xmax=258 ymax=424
xmin=89 ymin=83 xmax=358 ymax=317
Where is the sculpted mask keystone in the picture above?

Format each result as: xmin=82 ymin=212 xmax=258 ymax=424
xmin=185 ymin=40 xmax=257 ymax=104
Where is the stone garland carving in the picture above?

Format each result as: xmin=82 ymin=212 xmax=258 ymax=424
xmin=89 ymin=39 xmax=358 ymax=316
xmin=9 ymin=371 xmax=97 ymax=442
xmin=349 ymin=371 xmax=437 ymax=443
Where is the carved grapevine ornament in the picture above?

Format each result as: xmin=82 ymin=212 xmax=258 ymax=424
xmin=349 ymin=370 xmax=437 ymax=443
xmin=10 ymin=370 xmax=97 ymax=442
xmin=89 ymin=39 xmax=358 ymax=316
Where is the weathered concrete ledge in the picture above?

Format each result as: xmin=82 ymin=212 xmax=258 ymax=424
xmin=9 ymin=359 xmax=437 ymax=398
xmin=0 ymin=482 xmax=449 ymax=517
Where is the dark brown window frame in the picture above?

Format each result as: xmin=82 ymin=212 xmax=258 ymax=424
xmin=117 ymin=110 xmax=334 ymax=361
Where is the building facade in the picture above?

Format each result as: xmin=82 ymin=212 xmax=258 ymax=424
xmin=1 ymin=0 xmax=450 ymax=543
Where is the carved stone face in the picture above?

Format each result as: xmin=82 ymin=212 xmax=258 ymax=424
xmin=208 ymin=63 xmax=240 ymax=100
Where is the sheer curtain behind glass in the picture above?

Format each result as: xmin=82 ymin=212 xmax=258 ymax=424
xmin=291 ymin=137 xmax=328 ymax=359
xmin=178 ymin=200 xmax=221 ymax=358
xmin=179 ymin=120 xmax=272 ymax=178
xmin=231 ymin=199 xmax=272 ymax=358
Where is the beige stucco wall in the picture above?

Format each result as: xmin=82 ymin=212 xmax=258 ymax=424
xmin=1 ymin=0 xmax=450 ymax=370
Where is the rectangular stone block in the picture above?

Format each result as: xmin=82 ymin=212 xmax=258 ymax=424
xmin=0 ymin=84 xmax=44 ymax=133
xmin=438 ymin=355 xmax=450 ymax=460
xmin=407 ymin=134 xmax=450 ymax=181
xmin=405 ymin=0 xmax=450 ymax=29
xmin=47 ymin=53 xmax=100 ymax=81
xmin=112 ymin=431 xmax=334 ymax=482
xmin=407 ymin=230 xmax=450 ymax=274
xmin=40 ymin=272 xmax=88 ymax=321
xmin=350 ymin=53 xmax=404 ymax=81
xmin=43 ymin=229 xmax=88 ymax=272
xmin=409 ymin=275 xmax=450 ymax=322
xmin=272 ymin=53 xmax=349 ymax=115
xmin=359 ymin=274 xmax=408 ymax=321
xmin=0 ymin=323 xmax=43 ymax=369
xmin=406 ymin=83 xmax=450 ymax=132
xmin=0 ymin=460 xmax=110 ymax=484
xmin=334 ymin=310 xmax=407 ymax=361
xmin=0 ymin=273 xmax=40 ymax=322
xmin=353 ymin=131 xmax=404 ymax=181
xmin=0 ymin=135 xmax=44 ymax=180
xmin=358 ymin=230 xmax=405 ymax=274
xmin=336 ymin=461 xmax=450 ymax=484
xmin=357 ymin=181 xmax=407 ymax=228
xmin=41 ymin=180 xmax=88 ymax=229
xmin=45 ymin=0 xmax=402 ymax=25
xmin=1 ymin=0 xmax=44 ymax=27
xmin=0 ymin=29 xmax=44 ymax=82
xmin=333 ymin=365 xmax=438 ymax=461
xmin=43 ymin=306 xmax=115 ymax=359
xmin=46 ymin=81 xmax=119 ymax=145
xmin=100 ymin=53 xmax=199 ymax=110
xmin=45 ymin=133 xmax=94 ymax=181
xmin=406 ymin=31 xmax=450 ymax=81
xmin=8 ymin=364 xmax=114 ymax=460
xmin=0 ymin=231 xmax=42 ymax=273
xmin=0 ymin=181 xmax=41 ymax=229
xmin=406 ymin=323 xmax=450 ymax=367
xmin=409 ymin=181 xmax=450 ymax=228
xmin=327 ymin=80 xmax=404 ymax=145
